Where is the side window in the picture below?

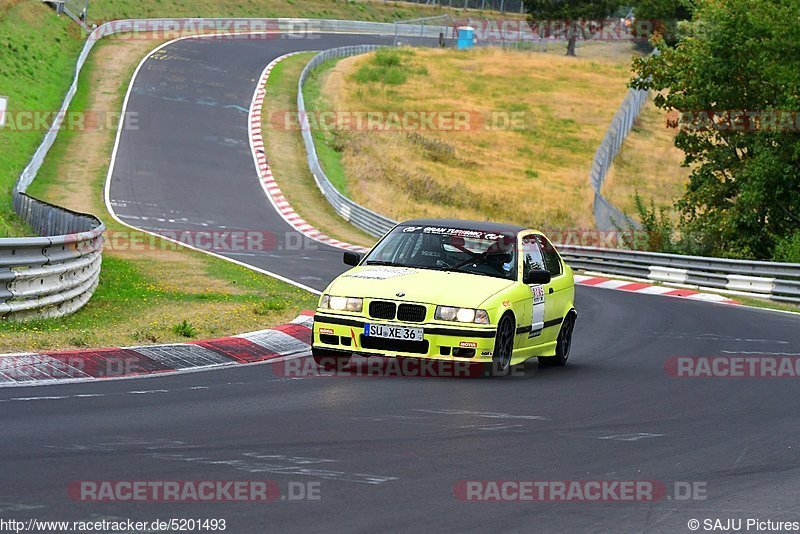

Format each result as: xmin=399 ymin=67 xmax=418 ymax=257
xmin=536 ymin=235 xmax=563 ymax=276
xmin=521 ymin=235 xmax=545 ymax=281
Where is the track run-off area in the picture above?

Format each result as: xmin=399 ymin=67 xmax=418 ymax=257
xmin=2 ymin=32 xmax=799 ymax=533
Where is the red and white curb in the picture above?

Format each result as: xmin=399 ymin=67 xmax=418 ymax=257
xmin=0 ymin=313 xmax=314 ymax=388
xmin=574 ymin=274 xmax=738 ymax=305
xmin=249 ymin=53 xmax=369 ymax=254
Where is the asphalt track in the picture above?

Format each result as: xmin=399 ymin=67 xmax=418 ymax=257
xmin=2 ymin=33 xmax=800 ymax=533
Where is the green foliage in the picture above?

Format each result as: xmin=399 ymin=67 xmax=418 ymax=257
xmin=353 ymin=48 xmax=424 ymax=86
xmin=773 ymin=232 xmax=800 ymax=263
xmin=172 ymin=320 xmax=198 ymax=338
xmin=631 ymin=0 xmax=693 ymax=46
xmin=631 ymin=0 xmax=800 ymax=260
xmin=618 ymin=193 xmax=677 ymax=252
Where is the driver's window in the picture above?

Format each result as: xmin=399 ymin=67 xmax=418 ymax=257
xmin=521 ymin=235 xmax=545 ymax=282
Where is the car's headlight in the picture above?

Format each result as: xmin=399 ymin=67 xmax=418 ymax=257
xmin=320 ymin=294 xmax=363 ymax=312
xmin=435 ymin=306 xmax=490 ymax=324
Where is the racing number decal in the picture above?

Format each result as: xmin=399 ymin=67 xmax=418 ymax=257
xmin=529 ymin=284 xmax=545 ymax=338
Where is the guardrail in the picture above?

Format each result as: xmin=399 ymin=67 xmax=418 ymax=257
xmin=297 ymin=47 xmax=800 ymax=304
xmin=4 ymin=193 xmax=104 ymax=320
xmin=558 ymin=245 xmax=800 ymax=304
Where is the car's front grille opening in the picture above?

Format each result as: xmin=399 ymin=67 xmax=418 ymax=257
xmin=439 ymin=346 xmax=451 ymax=356
xmin=452 ymin=348 xmax=476 ymax=358
xmin=319 ymin=334 xmax=338 ymax=345
xmin=340 ymin=336 xmax=352 ymax=347
xmin=397 ymin=303 xmax=426 ymax=322
xmin=369 ymin=300 xmax=396 ymax=320
xmin=360 ymin=336 xmax=429 ymax=355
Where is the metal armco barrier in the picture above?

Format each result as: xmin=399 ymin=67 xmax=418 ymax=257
xmin=4 ymin=193 xmax=104 ymax=320
xmin=558 ymin=245 xmax=800 ymax=304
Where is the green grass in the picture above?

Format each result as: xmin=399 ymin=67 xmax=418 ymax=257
xmin=0 ymin=2 xmax=86 ymax=236
xmin=302 ymin=55 xmax=352 ymax=196
xmin=86 ymin=0 xmax=462 ymax=23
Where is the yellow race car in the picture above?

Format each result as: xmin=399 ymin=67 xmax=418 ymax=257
xmin=312 ymin=219 xmax=576 ymax=376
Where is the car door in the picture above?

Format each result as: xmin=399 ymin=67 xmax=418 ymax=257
xmin=535 ymin=234 xmax=569 ymax=343
xmin=519 ymin=234 xmax=551 ymax=345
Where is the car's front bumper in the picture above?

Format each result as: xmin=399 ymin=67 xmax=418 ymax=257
xmin=312 ymin=312 xmax=497 ymax=362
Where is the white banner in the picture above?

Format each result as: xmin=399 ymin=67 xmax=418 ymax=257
xmin=0 ymin=95 xmax=7 ymax=127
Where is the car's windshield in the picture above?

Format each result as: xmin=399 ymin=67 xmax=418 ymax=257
xmin=363 ymin=225 xmax=517 ymax=280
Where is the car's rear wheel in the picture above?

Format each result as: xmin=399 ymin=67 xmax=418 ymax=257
xmin=312 ymin=347 xmax=351 ymax=371
xmin=539 ymin=313 xmax=575 ymax=367
xmin=488 ymin=313 xmax=515 ymax=377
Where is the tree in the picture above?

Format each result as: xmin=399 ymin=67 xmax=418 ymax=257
xmin=631 ymin=0 xmax=800 ymax=260
xmin=631 ymin=0 xmax=693 ymax=46
xmin=524 ymin=0 xmax=620 ymax=56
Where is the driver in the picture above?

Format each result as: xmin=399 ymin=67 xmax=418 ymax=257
xmin=485 ymin=235 xmax=515 ymax=274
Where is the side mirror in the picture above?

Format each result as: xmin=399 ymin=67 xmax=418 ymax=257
xmin=343 ymin=251 xmax=364 ymax=266
xmin=524 ymin=269 xmax=551 ymax=285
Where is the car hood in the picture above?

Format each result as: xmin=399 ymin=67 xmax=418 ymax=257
xmin=326 ymin=265 xmax=515 ymax=308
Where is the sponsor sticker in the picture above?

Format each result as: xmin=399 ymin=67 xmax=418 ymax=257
xmin=344 ymin=268 xmax=413 ymax=280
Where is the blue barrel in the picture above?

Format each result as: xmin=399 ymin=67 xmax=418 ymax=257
xmin=457 ymin=26 xmax=475 ymax=50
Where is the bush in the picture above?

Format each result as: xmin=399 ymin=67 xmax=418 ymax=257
xmin=172 ymin=320 xmax=197 ymax=338
xmin=773 ymin=232 xmax=800 ymax=263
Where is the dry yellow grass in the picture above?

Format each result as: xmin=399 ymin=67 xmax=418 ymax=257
xmin=603 ymin=98 xmax=690 ymax=216
xmin=321 ymin=46 xmax=636 ymax=229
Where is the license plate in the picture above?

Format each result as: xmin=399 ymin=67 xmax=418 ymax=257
xmin=364 ymin=323 xmax=424 ymax=341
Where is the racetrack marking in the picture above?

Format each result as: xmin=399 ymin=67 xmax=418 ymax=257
xmin=458 ymin=423 xmax=525 ymax=432
xmin=152 ymin=452 xmax=399 ymax=485
xmin=721 ymin=351 xmax=800 ymax=356
xmin=248 ymin=53 xmax=370 ymax=255
xmin=103 ymin=37 xmax=321 ymax=296
xmin=413 ymin=409 xmax=547 ymax=421
xmin=598 ymin=433 xmax=664 ymax=441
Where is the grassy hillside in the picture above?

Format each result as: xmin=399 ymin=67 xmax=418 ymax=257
xmin=0 ymin=0 xmax=85 ymax=235
xmin=310 ymin=46 xmax=635 ymax=229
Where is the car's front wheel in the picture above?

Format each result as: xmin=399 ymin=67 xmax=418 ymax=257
xmin=312 ymin=347 xmax=351 ymax=371
xmin=487 ymin=313 xmax=515 ymax=377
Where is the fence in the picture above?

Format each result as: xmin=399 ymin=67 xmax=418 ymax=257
xmin=589 ymin=87 xmax=649 ymax=230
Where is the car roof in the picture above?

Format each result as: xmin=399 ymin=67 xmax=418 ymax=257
xmin=398 ymin=218 xmax=527 ymax=234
